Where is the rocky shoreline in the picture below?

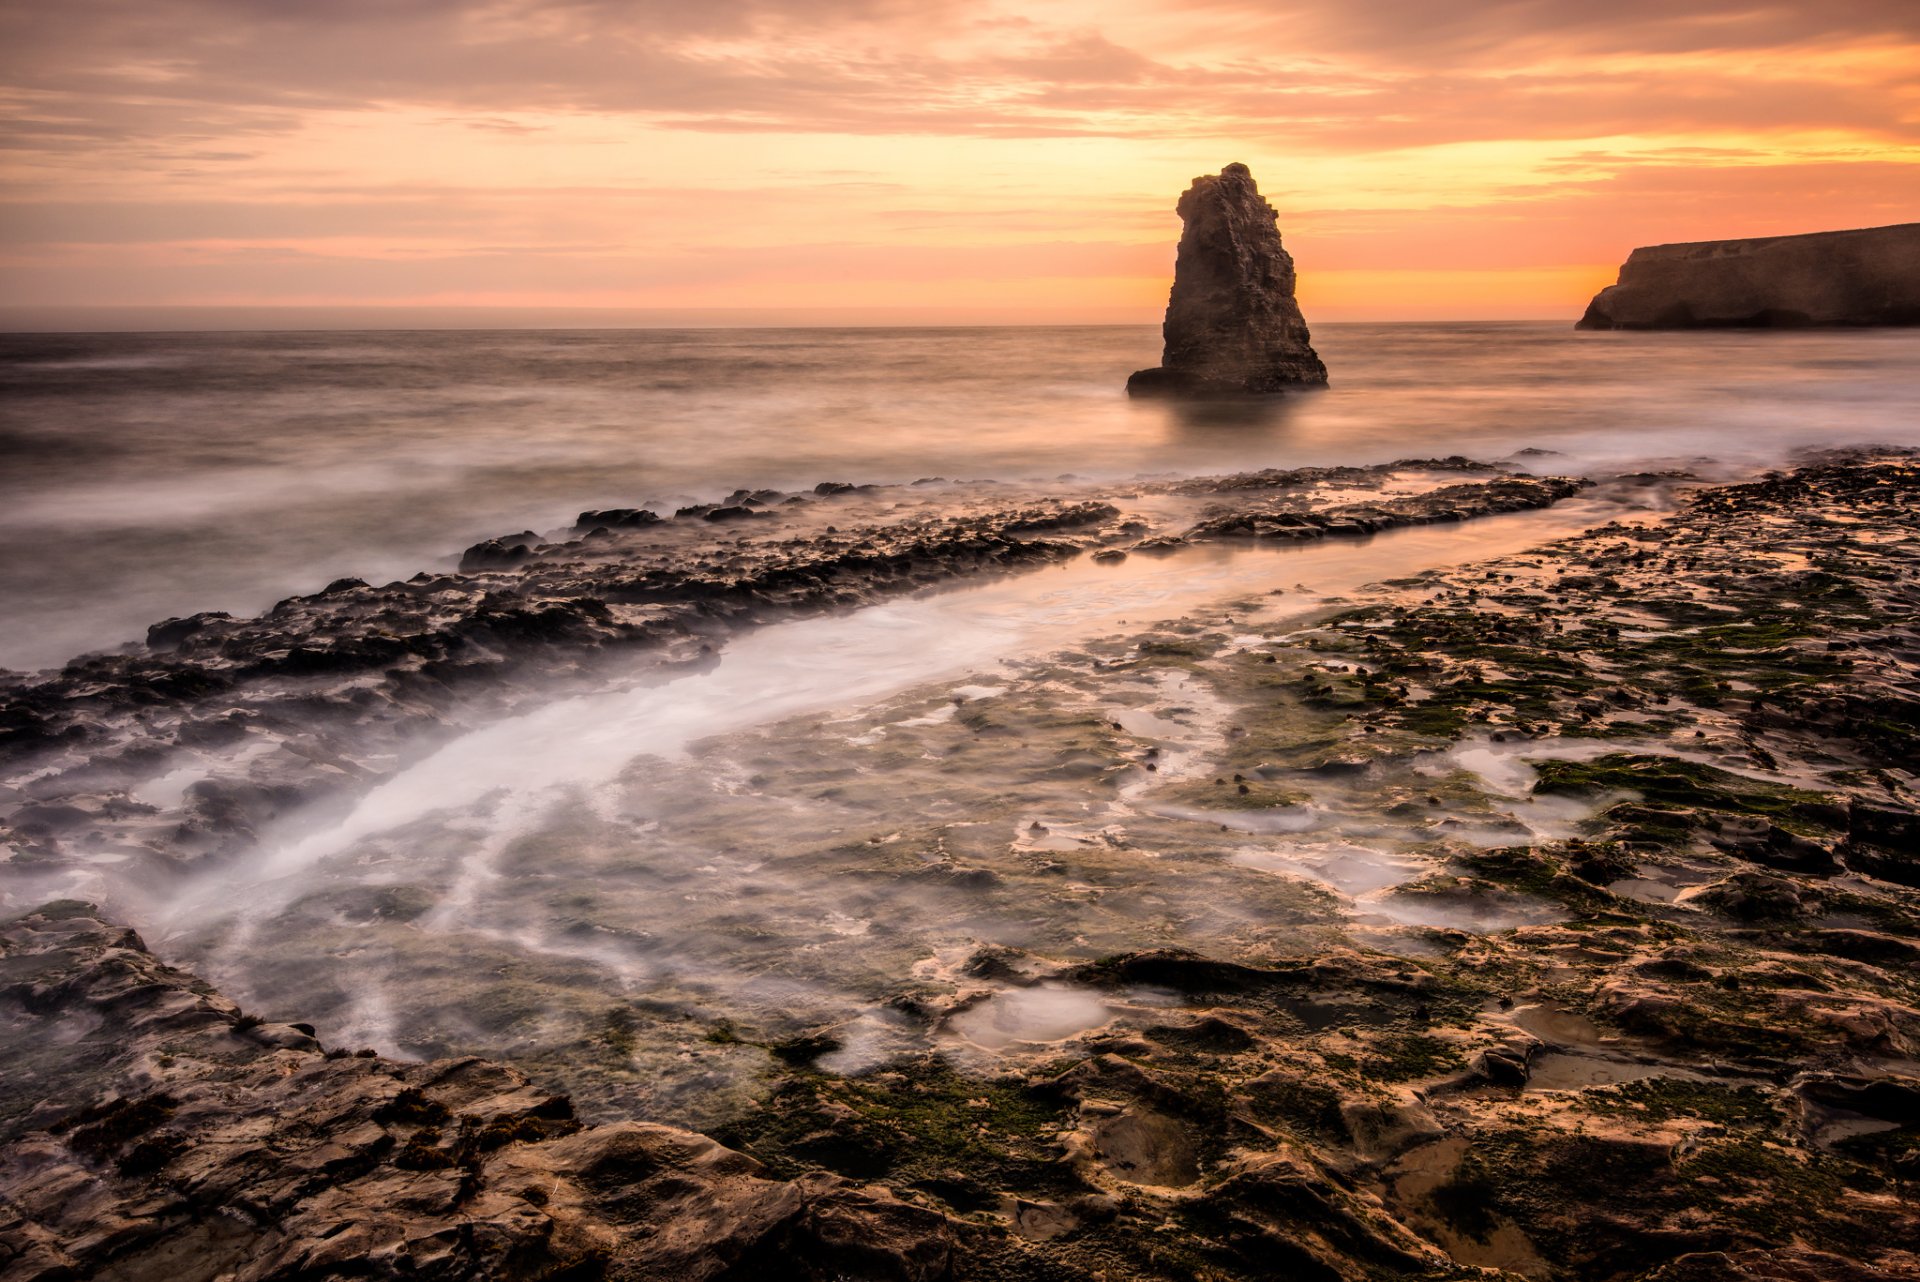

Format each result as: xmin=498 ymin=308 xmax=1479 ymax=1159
xmin=0 ymin=459 xmax=1578 ymax=900
xmin=5 ymin=453 xmax=1920 ymax=1280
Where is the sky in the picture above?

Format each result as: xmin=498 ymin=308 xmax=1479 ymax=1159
xmin=2 ymin=0 xmax=1918 ymax=324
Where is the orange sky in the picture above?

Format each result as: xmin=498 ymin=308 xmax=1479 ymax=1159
xmin=3 ymin=0 xmax=1918 ymax=323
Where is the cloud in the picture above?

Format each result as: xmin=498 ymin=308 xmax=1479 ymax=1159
xmin=1242 ymin=0 xmax=1920 ymax=58
xmin=1 ymin=0 xmax=1916 ymax=316
xmin=9 ymin=0 xmax=1906 ymax=143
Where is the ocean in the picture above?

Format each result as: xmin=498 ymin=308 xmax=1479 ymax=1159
xmin=4 ymin=321 xmax=1920 ymax=673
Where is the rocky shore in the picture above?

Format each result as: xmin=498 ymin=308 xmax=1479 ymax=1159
xmin=0 ymin=459 xmax=1577 ymax=899
xmin=5 ymin=453 xmax=1920 ymax=1280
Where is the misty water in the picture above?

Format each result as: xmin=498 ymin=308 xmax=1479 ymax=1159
xmin=7 ymin=320 xmax=1920 ymax=1120
xmin=6 ymin=322 xmax=1920 ymax=671
xmin=136 ymin=495 xmax=1635 ymax=1118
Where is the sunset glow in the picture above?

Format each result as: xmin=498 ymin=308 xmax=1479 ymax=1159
xmin=4 ymin=0 xmax=1918 ymax=322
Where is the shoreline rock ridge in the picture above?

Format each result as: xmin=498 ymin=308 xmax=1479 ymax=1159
xmin=1127 ymin=162 xmax=1329 ymax=397
xmin=1578 ymin=221 xmax=1920 ymax=330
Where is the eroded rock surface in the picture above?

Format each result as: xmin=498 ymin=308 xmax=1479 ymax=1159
xmin=7 ymin=456 xmax=1920 ymax=1281
xmin=1127 ymin=163 xmax=1328 ymax=397
xmin=1578 ymin=223 xmax=1920 ymax=330
xmin=0 ymin=901 xmax=958 ymax=1281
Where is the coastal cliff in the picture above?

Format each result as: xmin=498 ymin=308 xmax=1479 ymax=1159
xmin=1578 ymin=222 xmax=1920 ymax=329
xmin=1127 ymin=163 xmax=1327 ymax=396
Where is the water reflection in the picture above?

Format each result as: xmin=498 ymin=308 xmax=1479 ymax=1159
xmin=1156 ymin=389 xmax=1306 ymax=435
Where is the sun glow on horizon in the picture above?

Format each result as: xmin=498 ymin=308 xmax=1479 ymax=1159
xmin=2 ymin=1 xmax=1917 ymax=323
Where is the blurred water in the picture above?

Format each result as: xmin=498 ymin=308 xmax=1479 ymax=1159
xmin=4 ymin=322 xmax=1919 ymax=671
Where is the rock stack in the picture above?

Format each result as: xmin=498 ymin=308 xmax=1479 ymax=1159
xmin=1128 ymin=163 xmax=1328 ymax=397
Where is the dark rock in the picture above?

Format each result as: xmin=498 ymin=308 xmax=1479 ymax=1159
xmin=1686 ymin=870 xmax=1818 ymax=921
xmin=1072 ymin=948 xmax=1288 ymax=994
xmin=704 ymin=505 xmax=760 ymax=522
xmin=146 ymin=611 xmax=234 ymax=651
xmin=1578 ymin=223 xmax=1920 ymax=330
xmin=1468 ymin=1042 xmax=1535 ymax=1088
xmin=1645 ymin=1247 xmax=1916 ymax=1281
xmin=1128 ymin=162 xmax=1328 ymax=397
xmin=459 ymin=535 xmax=540 ymax=571
xmin=1792 ymin=1072 xmax=1920 ymax=1125
xmin=574 ymin=507 xmax=660 ymax=531
xmin=0 ymin=901 xmax=957 ymax=1281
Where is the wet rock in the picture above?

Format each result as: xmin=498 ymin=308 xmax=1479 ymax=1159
xmin=1847 ymin=803 xmax=1920 ymax=884
xmin=1127 ymin=163 xmax=1327 ymax=397
xmin=1070 ymin=1103 xmax=1201 ymax=1188
xmin=1708 ymin=815 xmax=1839 ymax=874
xmin=1644 ymin=1247 xmax=1920 ymax=1281
xmin=9 ymin=454 xmax=1920 ymax=1281
xmin=1144 ymin=1015 xmax=1255 ymax=1053
xmin=1682 ymin=871 xmax=1820 ymax=921
xmin=146 ymin=611 xmax=234 ymax=651
xmin=1190 ymin=1149 xmax=1442 ymax=1277
xmin=459 ymin=535 xmax=540 ymax=571
xmin=1072 ymin=949 xmax=1285 ymax=995
xmin=1791 ymin=1072 xmax=1920 ymax=1125
xmin=0 ymin=901 xmax=956 ymax=1281
xmin=1466 ymin=1038 xmax=1537 ymax=1088
xmin=574 ymin=506 xmax=660 ymax=531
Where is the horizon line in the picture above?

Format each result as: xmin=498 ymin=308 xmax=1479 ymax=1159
xmin=1 ymin=303 xmax=1580 ymax=335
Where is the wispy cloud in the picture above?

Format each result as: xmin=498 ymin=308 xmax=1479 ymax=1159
xmin=2 ymin=0 xmax=1916 ymax=318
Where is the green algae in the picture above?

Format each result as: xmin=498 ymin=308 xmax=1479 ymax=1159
xmin=1529 ymin=754 xmax=1839 ymax=834
xmin=1576 ymin=1079 xmax=1779 ymax=1129
xmin=712 ymin=1056 xmax=1076 ymax=1198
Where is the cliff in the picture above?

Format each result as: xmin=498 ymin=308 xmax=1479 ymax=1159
xmin=1578 ymin=222 xmax=1920 ymax=330
xmin=1127 ymin=163 xmax=1328 ymax=396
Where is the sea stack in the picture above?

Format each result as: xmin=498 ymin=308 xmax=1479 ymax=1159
xmin=1127 ymin=163 xmax=1328 ymax=397
xmin=1578 ymin=222 xmax=1920 ymax=330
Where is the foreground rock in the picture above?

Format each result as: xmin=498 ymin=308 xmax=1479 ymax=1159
xmin=6 ymin=457 xmax=1920 ymax=1280
xmin=0 ymin=902 xmax=960 ymax=1281
xmin=1127 ymin=163 xmax=1328 ymax=397
xmin=1578 ymin=223 xmax=1920 ymax=330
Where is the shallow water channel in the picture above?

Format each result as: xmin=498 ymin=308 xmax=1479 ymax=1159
xmin=147 ymin=491 xmax=1661 ymax=1122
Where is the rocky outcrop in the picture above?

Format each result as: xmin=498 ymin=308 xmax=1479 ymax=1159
xmin=1578 ymin=222 xmax=1920 ymax=330
xmin=1127 ymin=163 xmax=1328 ymax=397
xmin=0 ymin=901 xmax=957 ymax=1281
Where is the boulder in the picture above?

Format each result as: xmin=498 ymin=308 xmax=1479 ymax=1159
xmin=1128 ymin=163 xmax=1328 ymax=397
xmin=1578 ymin=223 xmax=1920 ymax=330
